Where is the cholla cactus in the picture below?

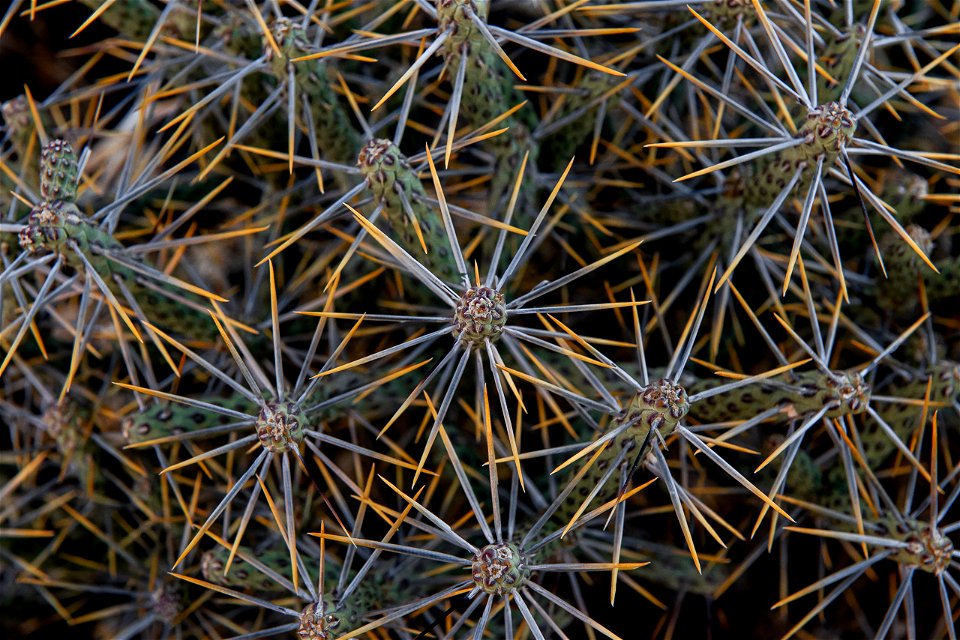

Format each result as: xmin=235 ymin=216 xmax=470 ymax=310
xmin=1 ymin=2 xmax=957 ymax=639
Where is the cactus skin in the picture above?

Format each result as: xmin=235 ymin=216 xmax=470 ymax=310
xmin=358 ymin=139 xmax=461 ymax=284
xmin=877 ymin=225 xmax=960 ymax=309
xmin=39 ymin=140 xmax=79 ymax=203
xmin=122 ymin=394 xmax=256 ymax=445
xmin=121 ymin=366 xmax=415 ymax=447
xmin=766 ymin=361 xmax=959 ymax=518
xmin=743 ymin=102 xmax=856 ymax=207
xmin=539 ymin=73 xmax=625 ymax=173
xmin=18 ymin=199 xmax=215 ymax=339
xmin=548 ymin=379 xmax=690 ymax=537
xmin=2 ymin=95 xmax=48 ymax=193
xmin=270 ymin=18 xmax=361 ymax=167
xmin=201 ymin=545 xmax=305 ymax=594
xmin=817 ymin=27 xmax=867 ymax=104
xmin=19 ymin=199 xmax=126 ymax=271
xmin=859 ymin=361 xmax=959 ymax=468
xmin=435 ymin=0 xmax=538 ymax=214
xmin=201 ymin=544 xmax=407 ymax=637
xmin=688 ymin=369 xmax=869 ymax=425
xmin=79 ymin=0 xmax=162 ymax=41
